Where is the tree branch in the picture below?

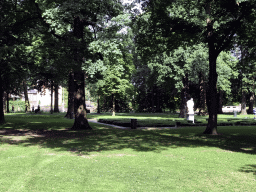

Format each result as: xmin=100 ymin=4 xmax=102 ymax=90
xmin=216 ymin=1 xmax=253 ymax=55
xmin=34 ymin=2 xmax=67 ymax=41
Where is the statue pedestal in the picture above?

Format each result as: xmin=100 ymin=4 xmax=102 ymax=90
xmin=187 ymin=113 xmax=194 ymax=123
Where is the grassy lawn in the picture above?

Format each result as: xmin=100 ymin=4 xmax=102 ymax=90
xmin=0 ymin=113 xmax=256 ymax=191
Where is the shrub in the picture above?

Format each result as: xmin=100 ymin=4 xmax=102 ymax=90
xmin=9 ymin=100 xmax=26 ymax=112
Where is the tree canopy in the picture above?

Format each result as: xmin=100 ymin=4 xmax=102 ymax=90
xmin=1 ymin=0 xmax=256 ymax=134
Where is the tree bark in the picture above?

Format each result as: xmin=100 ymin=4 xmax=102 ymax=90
xmin=248 ymin=91 xmax=254 ymax=114
xmin=71 ymin=71 xmax=91 ymax=130
xmin=241 ymin=88 xmax=247 ymax=115
xmin=0 ymin=71 xmax=5 ymax=124
xmin=23 ymin=81 xmax=30 ymax=112
xmin=218 ymin=90 xmax=224 ymax=114
xmin=204 ymin=54 xmax=218 ymax=135
xmin=65 ymin=72 xmax=75 ymax=118
xmin=54 ymin=83 xmax=59 ymax=112
xmin=69 ymin=16 xmax=91 ymax=129
xmin=179 ymin=73 xmax=188 ymax=118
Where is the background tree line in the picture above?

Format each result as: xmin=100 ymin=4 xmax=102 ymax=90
xmin=1 ymin=0 xmax=256 ymax=134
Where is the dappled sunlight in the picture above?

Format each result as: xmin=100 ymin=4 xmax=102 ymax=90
xmin=1 ymin=114 xmax=256 ymax=156
xmin=1 ymin=124 xmax=256 ymax=156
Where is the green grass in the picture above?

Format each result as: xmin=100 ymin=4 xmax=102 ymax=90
xmin=0 ymin=113 xmax=256 ymax=191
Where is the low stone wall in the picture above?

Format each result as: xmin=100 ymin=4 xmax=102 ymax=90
xmin=222 ymin=105 xmax=241 ymax=113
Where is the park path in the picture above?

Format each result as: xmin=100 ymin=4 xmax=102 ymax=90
xmin=87 ymin=119 xmax=178 ymax=130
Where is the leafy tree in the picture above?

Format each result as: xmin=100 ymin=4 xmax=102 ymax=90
xmin=136 ymin=0 xmax=256 ymax=134
xmin=0 ymin=0 xmax=46 ymax=122
xmin=28 ymin=0 xmax=124 ymax=128
xmin=86 ymin=39 xmax=134 ymax=115
xmin=84 ymin=9 xmax=136 ymax=115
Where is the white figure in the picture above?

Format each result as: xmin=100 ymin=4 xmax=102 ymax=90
xmin=187 ymin=98 xmax=194 ymax=114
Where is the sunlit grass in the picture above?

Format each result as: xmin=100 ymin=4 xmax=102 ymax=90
xmin=0 ymin=113 xmax=256 ymax=191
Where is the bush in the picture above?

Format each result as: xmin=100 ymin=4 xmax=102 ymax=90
xmin=9 ymin=100 xmax=26 ymax=112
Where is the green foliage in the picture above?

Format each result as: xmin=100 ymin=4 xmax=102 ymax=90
xmin=216 ymin=51 xmax=239 ymax=95
xmin=9 ymin=100 xmax=26 ymax=112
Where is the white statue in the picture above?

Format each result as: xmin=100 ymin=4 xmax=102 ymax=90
xmin=187 ymin=98 xmax=194 ymax=114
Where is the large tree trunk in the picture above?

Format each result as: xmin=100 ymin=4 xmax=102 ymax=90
xmin=203 ymin=14 xmax=218 ymax=134
xmin=0 ymin=72 xmax=5 ymax=124
xmin=70 ymin=16 xmax=91 ymax=129
xmin=241 ymin=88 xmax=247 ymax=115
xmin=65 ymin=72 xmax=75 ymax=118
xmin=218 ymin=90 xmax=224 ymax=114
xmin=248 ymin=91 xmax=254 ymax=114
xmin=240 ymin=45 xmax=247 ymax=115
xmin=204 ymin=55 xmax=218 ymax=134
xmin=179 ymin=73 xmax=188 ymax=118
xmin=71 ymin=71 xmax=91 ymax=130
xmin=54 ymin=83 xmax=59 ymax=112
xmin=23 ymin=81 xmax=31 ymax=112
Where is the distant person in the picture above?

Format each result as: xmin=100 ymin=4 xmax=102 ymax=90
xmin=253 ymin=107 xmax=256 ymax=119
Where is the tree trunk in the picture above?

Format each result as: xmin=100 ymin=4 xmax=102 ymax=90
xmin=65 ymin=72 xmax=75 ymax=118
xmin=3 ymin=92 xmax=6 ymax=113
xmin=70 ymin=16 xmax=91 ymax=129
xmin=112 ymin=94 xmax=116 ymax=116
xmin=23 ymin=81 xmax=30 ymax=112
xmin=218 ymin=90 xmax=224 ymax=114
xmin=179 ymin=73 xmax=188 ymax=118
xmin=6 ymin=91 xmax=9 ymax=113
xmin=0 ymin=71 xmax=5 ymax=124
xmin=50 ymin=80 xmax=53 ymax=114
xmin=203 ymin=10 xmax=218 ymax=135
xmin=102 ymin=95 xmax=106 ymax=112
xmin=204 ymin=55 xmax=218 ymax=134
xmin=151 ymin=86 xmax=155 ymax=112
xmin=71 ymin=71 xmax=91 ymax=130
xmin=54 ymin=83 xmax=59 ymax=112
xmin=248 ymin=91 xmax=254 ymax=114
xmin=156 ymin=86 xmax=162 ymax=113
xmin=241 ymin=88 xmax=247 ymax=115
xmin=97 ymin=95 xmax=100 ymax=114
xmin=240 ymin=45 xmax=247 ymax=115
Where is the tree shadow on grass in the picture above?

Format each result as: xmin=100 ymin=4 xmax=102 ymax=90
xmin=0 ymin=122 xmax=256 ymax=156
xmin=239 ymin=165 xmax=256 ymax=176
